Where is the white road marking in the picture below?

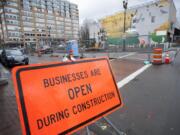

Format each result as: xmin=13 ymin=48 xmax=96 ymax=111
xmin=110 ymin=52 xmax=136 ymax=61
xmin=118 ymin=52 xmax=136 ymax=59
xmin=117 ymin=64 xmax=152 ymax=89
xmin=123 ymin=57 xmax=147 ymax=61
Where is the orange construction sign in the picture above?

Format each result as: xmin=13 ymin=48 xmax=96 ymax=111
xmin=12 ymin=58 xmax=123 ymax=135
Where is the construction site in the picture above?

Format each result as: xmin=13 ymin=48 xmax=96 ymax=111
xmin=100 ymin=0 xmax=180 ymax=47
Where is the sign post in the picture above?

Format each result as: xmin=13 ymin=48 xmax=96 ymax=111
xmin=12 ymin=58 xmax=123 ymax=135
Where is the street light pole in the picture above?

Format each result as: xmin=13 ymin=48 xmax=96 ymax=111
xmin=130 ymin=14 xmax=134 ymax=29
xmin=47 ymin=26 xmax=51 ymax=46
xmin=123 ymin=0 xmax=128 ymax=52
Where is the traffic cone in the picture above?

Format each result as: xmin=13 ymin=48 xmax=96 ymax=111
xmin=165 ymin=53 xmax=170 ymax=64
xmin=69 ymin=50 xmax=76 ymax=61
xmin=62 ymin=54 xmax=69 ymax=62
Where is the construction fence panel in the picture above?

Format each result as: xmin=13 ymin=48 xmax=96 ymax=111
xmin=107 ymin=35 xmax=169 ymax=52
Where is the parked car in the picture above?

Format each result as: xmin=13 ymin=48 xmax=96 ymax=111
xmin=11 ymin=47 xmax=26 ymax=54
xmin=57 ymin=44 xmax=65 ymax=50
xmin=1 ymin=49 xmax=29 ymax=67
xmin=39 ymin=45 xmax=53 ymax=54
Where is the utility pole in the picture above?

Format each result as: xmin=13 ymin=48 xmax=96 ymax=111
xmin=123 ymin=0 xmax=128 ymax=52
xmin=130 ymin=14 xmax=134 ymax=29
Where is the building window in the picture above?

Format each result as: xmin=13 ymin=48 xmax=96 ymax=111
xmin=151 ymin=16 xmax=155 ymax=23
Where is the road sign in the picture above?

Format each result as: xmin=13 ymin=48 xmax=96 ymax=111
xmin=12 ymin=58 xmax=123 ymax=135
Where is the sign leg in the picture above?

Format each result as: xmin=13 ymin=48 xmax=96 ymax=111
xmin=103 ymin=117 xmax=127 ymax=135
xmin=86 ymin=126 xmax=91 ymax=135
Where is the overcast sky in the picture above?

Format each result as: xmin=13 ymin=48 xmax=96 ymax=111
xmin=68 ymin=0 xmax=180 ymax=23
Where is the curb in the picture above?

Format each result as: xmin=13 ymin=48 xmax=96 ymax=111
xmin=0 ymin=63 xmax=9 ymax=86
xmin=50 ymin=55 xmax=60 ymax=57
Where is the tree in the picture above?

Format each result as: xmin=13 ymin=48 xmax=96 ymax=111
xmin=80 ymin=19 xmax=101 ymax=48
xmin=80 ymin=20 xmax=90 ymax=48
xmin=80 ymin=20 xmax=90 ymax=41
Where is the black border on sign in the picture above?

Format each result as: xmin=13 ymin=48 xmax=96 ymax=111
xmin=15 ymin=58 xmax=122 ymax=135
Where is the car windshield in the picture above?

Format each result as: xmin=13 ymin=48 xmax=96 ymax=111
xmin=6 ymin=50 xmax=23 ymax=56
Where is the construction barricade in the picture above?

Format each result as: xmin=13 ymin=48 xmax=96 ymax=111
xmin=152 ymin=48 xmax=163 ymax=64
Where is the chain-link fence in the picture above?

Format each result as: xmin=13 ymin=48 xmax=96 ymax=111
xmin=1 ymin=34 xmax=179 ymax=55
xmin=76 ymin=34 xmax=178 ymax=53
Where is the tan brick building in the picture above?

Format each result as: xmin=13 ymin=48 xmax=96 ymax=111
xmin=0 ymin=0 xmax=79 ymax=48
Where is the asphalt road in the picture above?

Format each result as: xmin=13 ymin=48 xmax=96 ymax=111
xmin=0 ymin=52 xmax=180 ymax=135
xmin=108 ymin=53 xmax=180 ymax=135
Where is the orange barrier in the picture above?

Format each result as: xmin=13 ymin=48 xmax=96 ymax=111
xmin=12 ymin=58 xmax=123 ymax=135
xmin=152 ymin=48 xmax=163 ymax=64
